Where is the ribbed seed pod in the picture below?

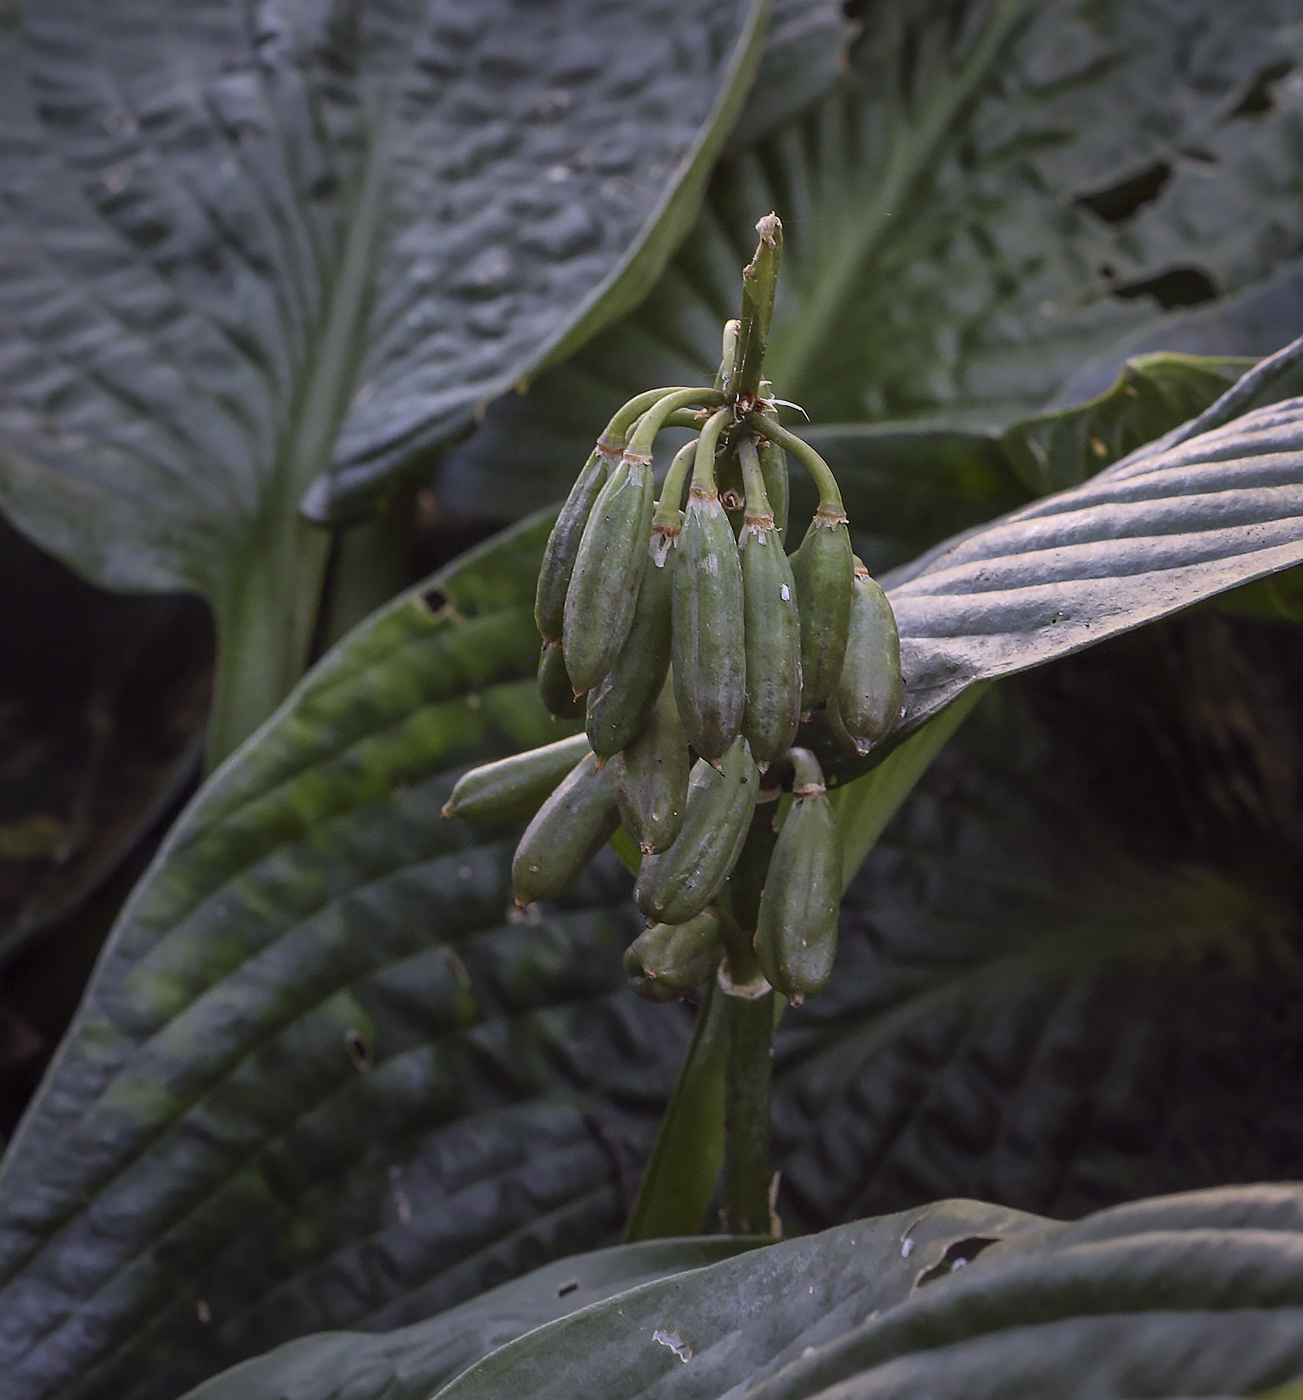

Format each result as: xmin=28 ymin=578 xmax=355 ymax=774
xmin=623 ymin=911 xmax=723 ymax=1002
xmin=585 ymin=530 xmax=675 ymax=758
xmin=790 ymin=512 xmax=855 ymax=712
xmin=614 ymin=676 xmax=689 ymax=853
xmin=442 ymin=733 xmax=590 ymax=826
xmin=754 ymin=750 xmax=842 ymax=1005
xmin=829 ymin=561 xmax=904 ymax=754
xmin=538 ymin=641 xmax=584 ymax=721
xmin=737 ymin=440 xmax=801 ymax=765
xmin=535 ymin=448 xmax=610 ymax=643
xmin=673 ymin=487 xmax=746 ymax=760
xmin=563 ymin=451 xmax=656 ymax=693
xmin=511 ymin=752 xmax=619 ymax=905
xmin=634 ymin=736 xmax=758 ymax=924
xmin=758 ymin=437 xmax=789 ymax=541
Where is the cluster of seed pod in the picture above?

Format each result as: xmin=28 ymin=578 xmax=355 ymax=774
xmin=444 ymin=216 xmax=904 ymax=1008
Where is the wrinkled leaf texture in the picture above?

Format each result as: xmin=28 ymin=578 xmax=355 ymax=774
xmin=434 ymin=1186 xmax=1303 ymax=1400
xmin=777 ymin=608 xmax=1303 ymax=1230
xmin=0 ymin=515 xmax=694 ymax=1400
xmin=183 ymin=1236 xmax=767 ymax=1400
xmin=881 ymin=359 xmax=1303 ymax=741
xmin=0 ymin=0 xmax=765 ymax=604
xmin=439 ymin=0 xmax=1303 ymax=520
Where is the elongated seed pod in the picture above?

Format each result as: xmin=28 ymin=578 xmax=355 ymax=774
xmin=790 ymin=511 xmax=854 ymax=711
xmin=512 ymin=752 xmax=619 ymax=904
xmin=615 ymin=676 xmax=690 ymax=853
xmin=737 ymin=439 xmax=801 ymax=765
xmin=535 ymin=448 xmax=610 ymax=643
xmin=538 ymin=640 xmax=584 ymax=720
xmin=562 ymin=451 xmax=656 ymax=693
xmin=584 ymin=439 xmax=694 ymax=758
xmin=634 ymin=736 xmax=758 ymax=924
xmin=754 ymin=749 xmax=842 ymax=1005
xmin=624 ymin=911 xmax=723 ymax=1002
xmin=672 ymin=412 xmax=746 ymax=760
xmin=442 ymin=733 xmax=590 ymax=826
xmin=829 ymin=561 xmax=904 ymax=754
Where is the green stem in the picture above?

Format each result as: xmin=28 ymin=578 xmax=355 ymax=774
xmin=692 ymin=408 xmax=734 ymax=491
xmin=737 ymin=437 xmax=772 ymax=522
xmin=653 ymin=440 xmax=699 ymax=532
xmin=317 ymin=483 xmax=417 ymax=652
xmin=767 ymin=1 xmax=1031 ymax=401
xmin=735 ymin=214 xmax=783 ymax=404
xmin=721 ymin=981 xmax=775 ymax=1236
xmin=207 ymin=511 xmax=332 ymax=769
xmin=748 ymin=415 xmax=845 ymax=516
xmin=602 ymin=386 xmax=697 ymax=450
xmin=627 ymin=387 xmax=727 ymax=458
xmin=625 ymin=977 xmax=729 ymax=1241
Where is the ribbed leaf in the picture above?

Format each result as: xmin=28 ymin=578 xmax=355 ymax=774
xmin=437 ymin=1200 xmax=1043 ymax=1400
xmin=183 ymin=1238 xmax=764 ymax=1400
xmin=0 ymin=0 xmax=766 ymax=601
xmin=0 ymin=515 xmax=694 ymax=1400
xmin=428 ymin=1185 xmax=1303 ymax=1400
xmin=883 ymin=384 xmax=1303 ymax=736
xmin=439 ymin=0 xmax=1303 ymax=520
xmin=777 ymin=612 xmax=1303 ymax=1226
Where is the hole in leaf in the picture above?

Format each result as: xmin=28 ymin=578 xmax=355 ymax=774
xmin=915 ymin=1236 xmax=1000 ymax=1287
xmin=344 ymin=1028 xmax=373 ymax=1072
xmin=1229 ymin=59 xmax=1293 ymax=118
xmin=556 ymin=1279 xmax=580 ymax=1298
xmin=1075 ymin=161 xmax=1172 ymax=223
xmin=421 ymin=585 xmax=450 ymax=615
xmin=1112 ymin=266 xmax=1219 ymax=309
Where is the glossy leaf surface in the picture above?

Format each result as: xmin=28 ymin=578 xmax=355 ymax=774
xmin=886 ymin=391 xmax=1303 ymax=733
xmin=0 ymin=516 xmax=689 ymax=1400
xmin=432 ymin=1185 xmax=1303 ymax=1400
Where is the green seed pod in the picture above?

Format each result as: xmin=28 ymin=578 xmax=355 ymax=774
xmin=754 ymin=749 xmax=842 ymax=1005
xmin=538 ymin=640 xmax=584 ymax=721
xmin=790 ymin=511 xmax=854 ymax=712
xmin=671 ymin=409 xmax=746 ymax=760
xmin=614 ymin=676 xmax=690 ymax=853
xmin=737 ymin=438 xmax=801 ymax=765
xmin=673 ymin=486 xmax=747 ymax=759
xmin=442 ymin=733 xmax=591 ymax=826
xmin=829 ymin=561 xmax=904 ymax=754
xmin=634 ymin=735 xmax=758 ymax=924
xmin=511 ymin=752 xmax=619 ymax=905
xmin=562 ymin=451 xmax=656 ymax=694
xmin=585 ymin=519 xmax=678 ymax=758
xmin=535 ymin=448 xmax=610 ymax=644
xmin=623 ymin=911 xmax=723 ymax=1002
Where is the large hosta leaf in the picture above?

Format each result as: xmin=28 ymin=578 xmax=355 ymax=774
xmin=423 ymin=1185 xmax=1303 ymax=1400
xmin=776 ymin=611 xmax=1303 ymax=1227
xmin=184 ymin=1237 xmax=767 ymax=1400
xmin=0 ymin=0 xmax=765 ymax=598
xmin=438 ymin=0 xmax=1303 ymax=520
xmin=0 ymin=516 xmax=695 ymax=1400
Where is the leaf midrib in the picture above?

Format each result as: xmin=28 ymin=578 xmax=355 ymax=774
xmin=768 ymin=0 xmax=1034 ymax=403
